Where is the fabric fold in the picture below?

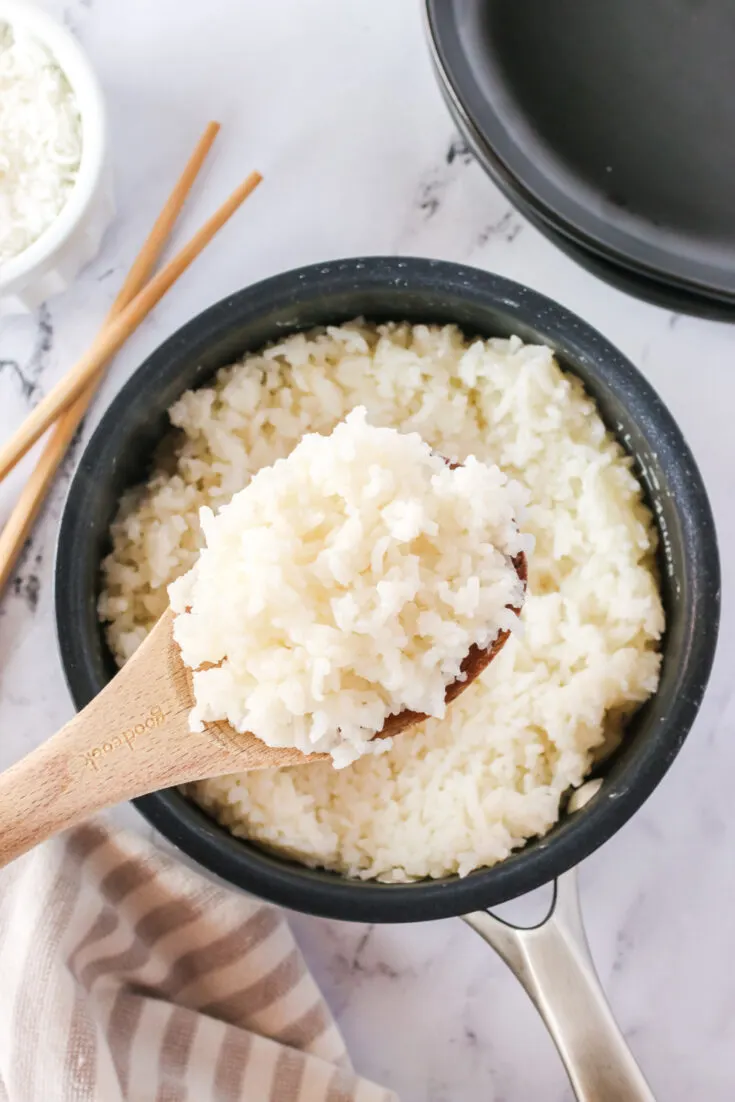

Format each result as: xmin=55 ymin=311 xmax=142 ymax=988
xmin=0 ymin=822 xmax=396 ymax=1102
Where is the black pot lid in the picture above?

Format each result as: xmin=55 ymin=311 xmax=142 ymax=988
xmin=533 ymin=202 xmax=735 ymax=322
xmin=436 ymin=73 xmax=735 ymax=321
xmin=427 ymin=0 xmax=735 ymax=300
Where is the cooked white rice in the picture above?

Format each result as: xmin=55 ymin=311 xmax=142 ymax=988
xmin=99 ymin=321 xmax=664 ymax=882
xmin=169 ymin=407 xmax=529 ymax=767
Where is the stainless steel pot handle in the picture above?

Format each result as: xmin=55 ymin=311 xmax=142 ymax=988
xmin=463 ymin=868 xmax=655 ymax=1101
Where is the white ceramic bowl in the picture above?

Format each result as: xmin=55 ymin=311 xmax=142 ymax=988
xmin=0 ymin=0 xmax=114 ymax=314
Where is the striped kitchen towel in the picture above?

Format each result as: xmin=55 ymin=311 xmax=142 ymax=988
xmin=0 ymin=821 xmax=397 ymax=1102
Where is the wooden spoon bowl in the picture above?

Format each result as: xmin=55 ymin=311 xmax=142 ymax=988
xmin=0 ymin=552 xmax=525 ymax=868
xmin=380 ymin=550 xmax=527 ymax=736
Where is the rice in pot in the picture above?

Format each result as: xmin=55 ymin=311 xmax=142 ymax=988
xmin=99 ymin=322 xmax=664 ymax=882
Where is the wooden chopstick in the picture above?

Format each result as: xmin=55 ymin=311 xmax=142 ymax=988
xmin=0 ymin=169 xmax=262 ymax=490
xmin=0 ymin=122 xmax=221 ymax=595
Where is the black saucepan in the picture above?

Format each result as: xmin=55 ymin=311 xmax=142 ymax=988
xmin=56 ymin=258 xmax=719 ymax=925
xmin=55 ymin=258 xmax=719 ymax=1098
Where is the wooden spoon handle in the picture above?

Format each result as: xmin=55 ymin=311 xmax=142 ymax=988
xmin=0 ymin=615 xmax=192 ymax=867
xmin=0 ymin=611 xmax=322 ymax=867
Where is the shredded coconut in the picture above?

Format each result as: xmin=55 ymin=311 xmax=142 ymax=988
xmin=0 ymin=21 xmax=82 ymax=264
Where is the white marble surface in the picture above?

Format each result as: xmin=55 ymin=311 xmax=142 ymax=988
xmin=1 ymin=1 xmax=733 ymax=1099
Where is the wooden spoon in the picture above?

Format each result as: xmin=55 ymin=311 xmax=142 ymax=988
xmin=0 ymin=553 xmax=525 ymax=868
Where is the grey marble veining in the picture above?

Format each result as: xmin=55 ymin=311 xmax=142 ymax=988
xmin=1 ymin=2 xmax=733 ymax=1098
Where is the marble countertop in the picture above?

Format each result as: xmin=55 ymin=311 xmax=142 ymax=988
xmin=1 ymin=1 xmax=733 ymax=1098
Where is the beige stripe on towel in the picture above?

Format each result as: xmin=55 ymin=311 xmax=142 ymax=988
xmin=0 ymin=823 xmax=397 ymax=1102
